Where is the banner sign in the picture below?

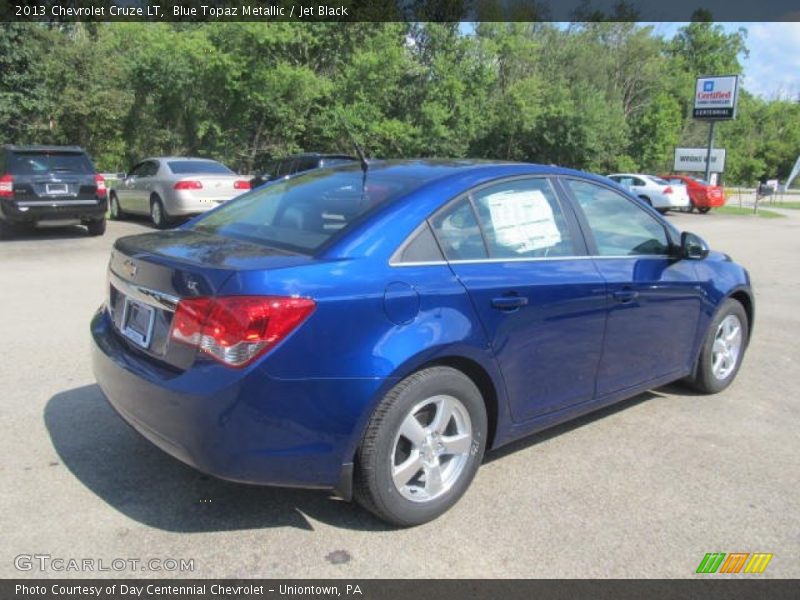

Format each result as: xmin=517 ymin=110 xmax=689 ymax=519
xmin=674 ymin=148 xmax=727 ymax=173
xmin=693 ymin=75 xmax=739 ymax=120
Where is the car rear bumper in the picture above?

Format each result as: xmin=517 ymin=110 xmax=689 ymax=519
xmin=164 ymin=190 xmax=235 ymax=216
xmin=1 ymin=197 xmax=107 ymax=224
xmin=90 ymin=307 xmax=377 ymax=493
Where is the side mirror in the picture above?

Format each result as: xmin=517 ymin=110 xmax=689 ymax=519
xmin=680 ymin=231 xmax=709 ymax=260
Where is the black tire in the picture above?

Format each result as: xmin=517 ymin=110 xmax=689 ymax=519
xmin=0 ymin=219 xmax=18 ymax=240
xmin=684 ymin=299 xmax=749 ymax=394
xmin=687 ymin=201 xmax=697 ymax=213
xmin=109 ymin=193 xmax=124 ymax=220
xmin=698 ymin=206 xmax=711 ymax=214
xmin=354 ymin=366 xmax=487 ymax=527
xmin=656 ymin=207 xmax=669 ymax=214
xmin=150 ymin=195 xmax=169 ymax=229
xmin=86 ymin=218 xmax=106 ymax=236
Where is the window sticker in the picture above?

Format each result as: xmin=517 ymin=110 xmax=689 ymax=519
xmin=484 ymin=189 xmax=562 ymax=253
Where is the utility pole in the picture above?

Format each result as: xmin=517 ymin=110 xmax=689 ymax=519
xmin=703 ymin=121 xmax=716 ymax=184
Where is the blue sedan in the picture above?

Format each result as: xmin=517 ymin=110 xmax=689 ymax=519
xmin=91 ymin=160 xmax=753 ymax=526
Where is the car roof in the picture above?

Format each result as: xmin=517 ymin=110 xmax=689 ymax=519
xmin=141 ymin=156 xmax=223 ymax=162
xmin=2 ymin=144 xmax=86 ymax=153
xmin=281 ymin=153 xmax=357 ymax=160
xmin=608 ymin=173 xmax=655 ymax=179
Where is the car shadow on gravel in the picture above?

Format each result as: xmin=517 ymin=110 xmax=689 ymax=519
xmin=44 ymin=384 xmax=394 ymax=533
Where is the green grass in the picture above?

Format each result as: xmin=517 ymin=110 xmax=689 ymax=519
xmin=714 ymin=206 xmax=785 ymax=219
xmin=765 ymin=201 xmax=800 ymax=209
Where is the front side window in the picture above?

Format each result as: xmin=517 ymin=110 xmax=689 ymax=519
xmin=565 ymin=179 xmax=670 ymax=256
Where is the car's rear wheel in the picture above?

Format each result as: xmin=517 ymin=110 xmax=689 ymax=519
xmin=0 ymin=219 xmax=18 ymax=240
xmin=685 ymin=299 xmax=748 ymax=394
xmin=698 ymin=206 xmax=711 ymax=214
xmin=354 ymin=366 xmax=487 ymax=527
xmin=150 ymin=195 xmax=169 ymax=229
xmin=109 ymin=193 xmax=124 ymax=220
xmin=86 ymin=218 xmax=106 ymax=236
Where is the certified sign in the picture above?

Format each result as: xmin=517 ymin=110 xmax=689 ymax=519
xmin=693 ymin=75 xmax=739 ymax=120
xmin=674 ymin=148 xmax=727 ymax=173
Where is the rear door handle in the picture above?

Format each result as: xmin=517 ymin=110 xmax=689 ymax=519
xmin=612 ymin=289 xmax=639 ymax=303
xmin=491 ymin=295 xmax=528 ymax=311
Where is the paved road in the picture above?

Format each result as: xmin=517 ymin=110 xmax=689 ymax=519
xmin=1 ymin=210 xmax=798 ymax=578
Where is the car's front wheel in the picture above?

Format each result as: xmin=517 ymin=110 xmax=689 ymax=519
xmin=685 ymin=299 xmax=749 ymax=394
xmin=354 ymin=366 xmax=487 ymax=526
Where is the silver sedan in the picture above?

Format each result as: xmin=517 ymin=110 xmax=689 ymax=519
xmin=108 ymin=157 xmax=251 ymax=228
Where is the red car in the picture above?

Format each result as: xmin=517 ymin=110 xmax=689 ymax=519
xmin=660 ymin=174 xmax=726 ymax=213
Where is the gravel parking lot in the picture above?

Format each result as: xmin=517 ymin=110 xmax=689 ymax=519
xmin=1 ymin=210 xmax=798 ymax=578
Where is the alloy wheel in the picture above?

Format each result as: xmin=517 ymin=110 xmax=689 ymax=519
xmin=711 ymin=314 xmax=743 ymax=380
xmin=390 ymin=394 xmax=473 ymax=503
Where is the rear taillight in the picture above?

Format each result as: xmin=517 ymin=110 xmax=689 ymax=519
xmin=174 ymin=180 xmax=203 ymax=190
xmin=663 ymin=186 xmax=673 ymax=194
xmin=0 ymin=174 xmax=13 ymax=198
xmin=170 ymin=295 xmax=315 ymax=367
xmin=234 ymin=180 xmax=251 ymax=190
xmin=95 ymin=174 xmax=107 ymax=199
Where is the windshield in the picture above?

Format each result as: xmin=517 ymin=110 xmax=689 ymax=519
xmin=650 ymin=176 xmax=671 ymax=185
xmin=9 ymin=152 xmax=94 ymax=174
xmin=168 ymin=160 xmax=233 ymax=175
xmin=190 ymin=167 xmax=421 ymax=254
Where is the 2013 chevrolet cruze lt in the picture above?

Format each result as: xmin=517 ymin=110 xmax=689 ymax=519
xmin=91 ymin=161 xmax=753 ymax=526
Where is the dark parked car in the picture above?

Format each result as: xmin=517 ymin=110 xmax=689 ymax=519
xmin=0 ymin=145 xmax=107 ymax=238
xmin=249 ymin=153 xmax=356 ymax=188
xmin=92 ymin=160 xmax=753 ymax=526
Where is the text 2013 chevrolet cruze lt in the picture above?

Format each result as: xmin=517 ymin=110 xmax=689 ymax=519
xmin=91 ymin=160 xmax=753 ymax=526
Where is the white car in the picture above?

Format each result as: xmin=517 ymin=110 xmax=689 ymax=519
xmin=607 ymin=173 xmax=690 ymax=213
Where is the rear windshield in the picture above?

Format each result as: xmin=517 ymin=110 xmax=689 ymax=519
xmin=9 ymin=152 xmax=94 ymax=175
xmin=167 ymin=160 xmax=233 ymax=175
xmin=191 ymin=168 xmax=419 ymax=254
xmin=650 ymin=176 xmax=671 ymax=185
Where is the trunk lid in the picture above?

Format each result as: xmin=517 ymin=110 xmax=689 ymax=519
xmin=107 ymin=229 xmax=313 ymax=370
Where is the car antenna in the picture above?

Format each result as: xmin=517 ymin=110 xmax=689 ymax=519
xmin=336 ymin=111 xmax=369 ymax=204
xmin=336 ymin=111 xmax=369 ymax=175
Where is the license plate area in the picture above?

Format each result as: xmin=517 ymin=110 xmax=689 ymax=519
xmin=121 ymin=297 xmax=156 ymax=349
xmin=45 ymin=183 xmax=69 ymax=195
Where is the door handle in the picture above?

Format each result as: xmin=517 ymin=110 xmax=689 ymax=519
xmin=491 ymin=295 xmax=528 ymax=311
xmin=612 ymin=289 xmax=639 ymax=303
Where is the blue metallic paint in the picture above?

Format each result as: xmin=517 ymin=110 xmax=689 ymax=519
xmin=91 ymin=161 xmax=753 ymax=497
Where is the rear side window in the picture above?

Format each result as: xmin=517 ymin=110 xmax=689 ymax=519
xmin=470 ymin=178 xmax=575 ymax=258
xmin=393 ymin=223 xmax=444 ymax=264
xmin=8 ymin=152 xmax=94 ymax=175
xmin=566 ymin=179 xmax=670 ymax=256
xmin=191 ymin=168 xmax=422 ymax=254
xmin=430 ymin=197 xmax=487 ymax=260
xmin=167 ymin=161 xmax=233 ymax=175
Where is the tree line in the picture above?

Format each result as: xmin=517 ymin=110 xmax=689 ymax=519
xmin=1 ymin=21 xmax=798 ymax=184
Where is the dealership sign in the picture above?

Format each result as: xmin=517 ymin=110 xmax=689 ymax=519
xmin=674 ymin=148 xmax=726 ymax=173
xmin=693 ymin=75 xmax=739 ymax=120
